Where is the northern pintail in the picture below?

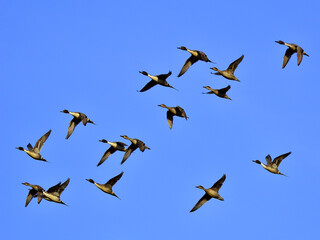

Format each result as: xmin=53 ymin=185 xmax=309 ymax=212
xmin=252 ymin=152 xmax=291 ymax=176
xmin=275 ymin=40 xmax=309 ymax=68
xmin=97 ymin=139 xmax=127 ymax=166
xmin=177 ymin=46 xmax=212 ymax=77
xmin=120 ymin=135 xmax=150 ymax=164
xmin=158 ymin=104 xmax=188 ymax=129
xmin=22 ymin=182 xmax=44 ymax=207
xmin=61 ymin=110 xmax=95 ymax=139
xmin=22 ymin=178 xmax=69 ymax=206
xmin=138 ymin=71 xmax=177 ymax=92
xmin=39 ymin=178 xmax=70 ymax=205
xmin=210 ymin=55 xmax=244 ymax=81
xmin=16 ymin=130 xmax=51 ymax=162
xmin=202 ymin=85 xmax=232 ymax=100
xmin=86 ymin=172 xmax=123 ymax=199
xmin=190 ymin=174 xmax=226 ymax=212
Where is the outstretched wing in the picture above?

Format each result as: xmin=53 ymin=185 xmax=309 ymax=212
xmin=296 ymin=46 xmax=303 ymax=66
xmin=190 ymin=193 xmax=212 ymax=212
xmin=139 ymin=80 xmax=158 ymax=92
xmin=178 ymin=55 xmax=198 ymax=77
xmin=34 ymin=130 xmax=51 ymax=153
xmin=27 ymin=143 xmax=33 ymax=150
xmin=167 ymin=111 xmax=174 ymax=129
xmin=25 ymin=189 xmax=37 ymax=207
xmin=106 ymin=172 xmax=124 ymax=186
xmin=218 ymin=85 xmax=231 ymax=95
xmin=157 ymin=71 xmax=172 ymax=80
xmin=66 ymin=118 xmax=81 ymax=139
xmin=227 ymin=55 xmax=244 ymax=73
xmin=211 ymin=174 xmax=226 ymax=191
xmin=282 ymin=48 xmax=295 ymax=68
xmin=265 ymin=154 xmax=272 ymax=165
xmin=47 ymin=182 xmax=61 ymax=195
xmin=273 ymin=152 xmax=291 ymax=166
xmin=97 ymin=147 xmax=117 ymax=166
xmin=58 ymin=178 xmax=70 ymax=196
xmin=121 ymin=144 xmax=138 ymax=164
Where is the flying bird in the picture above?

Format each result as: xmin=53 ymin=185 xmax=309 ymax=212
xmin=16 ymin=129 xmax=51 ymax=162
xmin=252 ymin=152 xmax=291 ymax=176
xmin=275 ymin=40 xmax=309 ymax=68
xmin=22 ymin=182 xmax=45 ymax=207
xmin=190 ymin=174 xmax=226 ymax=212
xmin=138 ymin=71 xmax=177 ymax=92
xmin=97 ymin=139 xmax=127 ymax=166
xmin=86 ymin=172 xmax=123 ymax=199
xmin=39 ymin=178 xmax=70 ymax=206
xmin=61 ymin=110 xmax=95 ymax=139
xmin=177 ymin=46 xmax=212 ymax=77
xmin=158 ymin=104 xmax=188 ymax=129
xmin=202 ymin=85 xmax=232 ymax=100
xmin=120 ymin=135 xmax=150 ymax=164
xmin=22 ymin=178 xmax=70 ymax=206
xmin=210 ymin=55 xmax=244 ymax=81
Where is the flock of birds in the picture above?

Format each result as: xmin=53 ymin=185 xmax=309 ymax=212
xmin=18 ymin=40 xmax=308 ymax=212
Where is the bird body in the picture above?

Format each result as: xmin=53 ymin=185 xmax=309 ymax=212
xmin=16 ymin=130 xmax=51 ymax=162
xmin=275 ymin=40 xmax=309 ymax=68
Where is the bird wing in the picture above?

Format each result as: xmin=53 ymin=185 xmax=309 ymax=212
xmin=80 ymin=113 xmax=89 ymax=125
xmin=178 ymin=55 xmax=198 ymax=77
xmin=265 ymin=155 xmax=272 ymax=165
xmin=66 ymin=117 xmax=81 ymax=139
xmin=296 ymin=46 xmax=303 ymax=66
xmin=106 ymin=172 xmax=124 ymax=186
xmin=57 ymin=178 xmax=70 ymax=196
xmin=218 ymin=85 xmax=231 ymax=95
xmin=211 ymin=174 xmax=226 ymax=191
xmin=282 ymin=48 xmax=295 ymax=68
xmin=97 ymin=147 xmax=117 ymax=166
xmin=136 ymin=140 xmax=146 ymax=152
xmin=273 ymin=152 xmax=291 ymax=166
xmin=47 ymin=182 xmax=62 ymax=195
xmin=190 ymin=193 xmax=212 ymax=212
xmin=139 ymin=80 xmax=158 ymax=92
xmin=34 ymin=130 xmax=51 ymax=153
xmin=157 ymin=71 xmax=172 ymax=80
xmin=121 ymin=144 xmax=138 ymax=164
xmin=175 ymin=106 xmax=187 ymax=119
xmin=227 ymin=55 xmax=244 ymax=73
xmin=167 ymin=111 xmax=174 ymax=129
xmin=27 ymin=143 xmax=33 ymax=150
xmin=25 ymin=189 xmax=37 ymax=207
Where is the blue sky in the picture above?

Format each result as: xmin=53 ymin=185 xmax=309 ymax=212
xmin=1 ymin=1 xmax=320 ymax=239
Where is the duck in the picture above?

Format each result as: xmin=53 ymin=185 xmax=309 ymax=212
xmin=120 ymin=135 xmax=150 ymax=164
xmin=177 ymin=46 xmax=212 ymax=77
xmin=252 ymin=152 xmax=291 ymax=176
xmin=138 ymin=71 xmax=177 ymax=92
xmin=39 ymin=178 xmax=70 ymax=206
xmin=210 ymin=55 xmax=244 ymax=81
xmin=190 ymin=174 xmax=226 ymax=212
xmin=86 ymin=172 xmax=123 ymax=199
xmin=158 ymin=104 xmax=188 ymax=129
xmin=97 ymin=139 xmax=127 ymax=166
xmin=61 ymin=110 xmax=95 ymax=139
xmin=22 ymin=182 xmax=45 ymax=207
xmin=275 ymin=40 xmax=309 ymax=68
xmin=16 ymin=130 xmax=51 ymax=162
xmin=202 ymin=85 xmax=232 ymax=100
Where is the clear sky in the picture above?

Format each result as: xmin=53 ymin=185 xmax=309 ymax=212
xmin=1 ymin=1 xmax=320 ymax=239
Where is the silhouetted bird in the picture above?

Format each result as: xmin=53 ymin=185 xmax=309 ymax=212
xmin=158 ymin=104 xmax=188 ymax=129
